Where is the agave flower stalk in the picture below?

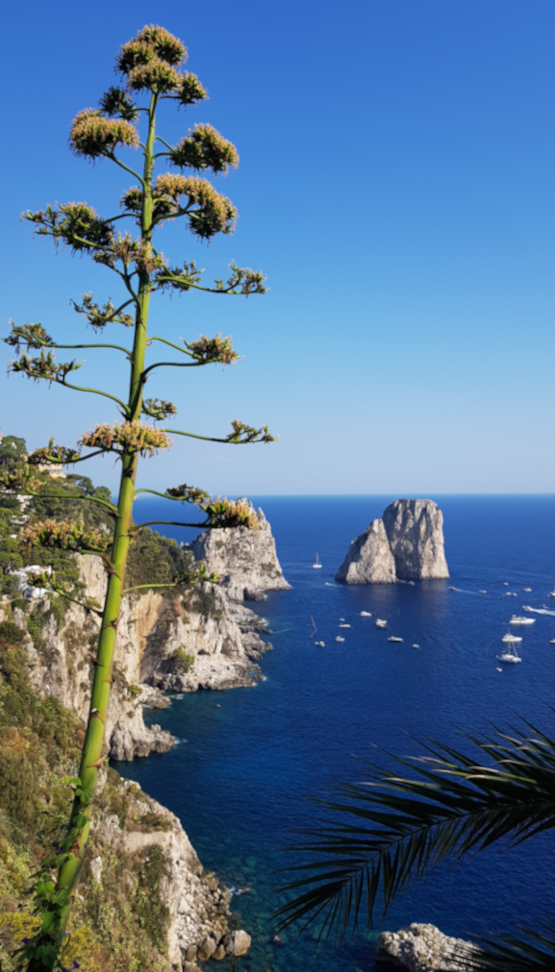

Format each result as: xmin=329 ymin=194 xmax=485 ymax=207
xmin=4 ymin=25 xmax=271 ymax=972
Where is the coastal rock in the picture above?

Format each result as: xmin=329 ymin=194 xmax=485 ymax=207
xmin=191 ymin=499 xmax=291 ymax=601
xmin=92 ymin=780 xmax=251 ymax=967
xmin=336 ymin=499 xmax=449 ymax=584
xmin=335 ymin=518 xmax=396 ymax=584
xmin=383 ymin=499 xmax=449 ymax=580
xmin=377 ymin=923 xmax=477 ymax=971
xmin=15 ymin=553 xmax=272 ymax=761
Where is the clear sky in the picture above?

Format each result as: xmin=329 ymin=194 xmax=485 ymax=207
xmin=1 ymin=0 xmax=553 ymax=495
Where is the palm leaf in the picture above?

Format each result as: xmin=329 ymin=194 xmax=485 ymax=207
xmin=274 ymin=722 xmax=555 ymax=943
xmin=452 ymin=922 xmax=555 ymax=971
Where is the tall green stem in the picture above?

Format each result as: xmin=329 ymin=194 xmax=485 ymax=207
xmin=35 ymin=94 xmax=160 ymax=966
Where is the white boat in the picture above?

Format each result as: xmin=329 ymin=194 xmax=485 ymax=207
xmin=335 ymin=635 xmax=345 ymax=643
xmin=412 ymin=643 xmax=420 ymax=649
xmin=497 ymin=646 xmax=522 ymax=664
xmin=503 ymin=582 xmax=509 ymax=586
xmin=375 ymin=619 xmax=387 ymax=629
xmin=509 ymin=616 xmax=535 ymax=626
xmin=359 ymin=611 xmax=372 ymax=617
xmin=338 ymin=623 xmax=351 ymax=629
xmin=312 ymin=553 xmax=322 ymax=569
xmin=387 ymin=636 xmax=403 ymax=643
xmin=315 ymin=640 xmax=326 ymax=647
xmin=502 ymin=633 xmax=523 ymax=643
xmin=479 ymin=589 xmax=487 ymax=594
xmin=524 ymin=587 xmax=532 ymax=592
xmin=550 ymin=639 xmax=555 ymax=645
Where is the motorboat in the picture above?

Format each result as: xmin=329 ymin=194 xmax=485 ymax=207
xmin=359 ymin=611 xmax=372 ymax=617
xmin=412 ymin=643 xmax=420 ymax=648
xmin=338 ymin=623 xmax=351 ymax=629
xmin=335 ymin=635 xmax=345 ymax=643
xmin=315 ymin=641 xmax=326 ymax=647
xmin=375 ymin=619 xmax=387 ymax=629
xmin=448 ymin=586 xmax=456 ymax=591
xmin=502 ymin=633 xmax=523 ymax=643
xmin=387 ymin=636 xmax=403 ymax=643
xmin=524 ymin=587 xmax=532 ymax=592
xmin=312 ymin=554 xmax=322 ymax=569
xmin=479 ymin=589 xmax=487 ymax=594
xmin=509 ymin=616 xmax=535 ymax=625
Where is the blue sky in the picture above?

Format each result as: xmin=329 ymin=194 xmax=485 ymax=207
xmin=1 ymin=0 xmax=553 ymax=495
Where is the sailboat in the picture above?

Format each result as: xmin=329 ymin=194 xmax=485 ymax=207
xmin=312 ymin=553 xmax=322 ymax=569
xmin=497 ymin=643 xmax=522 ymax=663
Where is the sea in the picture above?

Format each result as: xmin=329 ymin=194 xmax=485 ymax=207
xmin=114 ymin=495 xmax=555 ymax=972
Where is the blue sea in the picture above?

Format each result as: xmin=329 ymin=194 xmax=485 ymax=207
xmin=115 ymin=495 xmax=555 ymax=971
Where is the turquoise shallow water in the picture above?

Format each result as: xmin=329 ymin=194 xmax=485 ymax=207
xmin=115 ymin=495 xmax=555 ymax=971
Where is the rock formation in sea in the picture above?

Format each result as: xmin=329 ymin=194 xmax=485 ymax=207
xmin=191 ymin=498 xmax=291 ymax=601
xmin=336 ymin=498 xmax=449 ymax=584
xmin=335 ymin=518 xmax=396 ymax=584
xmin=383 ymin=499 xmax=449 ymax=580
xmin=377 ymin=923 xmax=477 ymax=972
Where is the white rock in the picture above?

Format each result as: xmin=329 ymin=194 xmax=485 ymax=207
xmin=192 ymin=500 xmax=291 ymax=601
xmin=335 ymin=519 xmax=396 ymax=584
xmin=383 ymin=499 xmax=449 ymax=580
xmin=336 ymin=499 xmax=449 ymax=585
xmin=377 ymin=922 xmax=478 ymax=971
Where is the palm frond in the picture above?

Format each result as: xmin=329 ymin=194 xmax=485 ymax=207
xmin=274 ymin=722 xmax=555 ymax=941
xmin=454 ymin=922 xmax=555 ymax=971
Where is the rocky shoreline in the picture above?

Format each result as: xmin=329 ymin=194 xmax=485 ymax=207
xmin=0 ymin=502 xmax=290 ymax=969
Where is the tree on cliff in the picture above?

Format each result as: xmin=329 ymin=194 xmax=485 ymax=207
xmin=1 ymin=26 xmax=272 ymax=971
xmin=276 ymin=722 xmax=555 ymax=969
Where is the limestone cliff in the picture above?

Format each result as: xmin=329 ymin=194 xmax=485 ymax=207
xmin=336 ymin=498 xmax=449 ymax=584
xmin=91 ymin=778 xmax=251 ymax=968
xmin=13 ymin=553 xmax=272 ymax=762
xmin=335 ymin=518 xmax=396 ymax=584
xmin=191 ymin=498 xmax=291 ymax=601
xmin=383 ymin=499 xmax=449 ymax=580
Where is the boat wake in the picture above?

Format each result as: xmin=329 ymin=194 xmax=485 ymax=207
xmin=523 ymin=606 xmax=555 ymax=617
xmin=448 ymin=586 xmax=483 ymax=596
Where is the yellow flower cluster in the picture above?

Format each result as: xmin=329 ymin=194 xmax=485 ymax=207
xmin=187 ymin=333 xmax=239 ymax=366
xmin=165 ymin=484 xmax=210 ymax=504
xmin=169 ymin=124 xmax=239 ymax=174
xmin=79 ymin=421 xmax=172 ymax=457
xmin=20 ymin=520 xmax=111 ymax=553
xmin=70 ymin=109 xmax=139 ymax=160
xmin=202 ymin=498 xmax=259 ymax=531
xmin=0 ymin=468 xmax=42 ymax=494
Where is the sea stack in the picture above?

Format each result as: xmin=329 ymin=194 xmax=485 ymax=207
xmin=192 ymin=498 xmax=291 ymax=601
xmin=335 ymin=519 xmax=396 ymax=584
xmin=336 ymin=498 xmax=449 ymax=584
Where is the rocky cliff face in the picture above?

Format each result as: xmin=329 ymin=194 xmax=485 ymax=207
xmin=12 ymin=553 xmax=272 ymax=762
xmin=92 ymin=779 xmax=251 ymax=968
xmin=336 ymin=499 xmax=449 ymax=584
xmin=383 ymin=499 xmax=449 ymax=580
xmin=191 ymin=499 xmax=291 ymax=601
xmin=335 ymin=518 xmax=396 ymax=584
